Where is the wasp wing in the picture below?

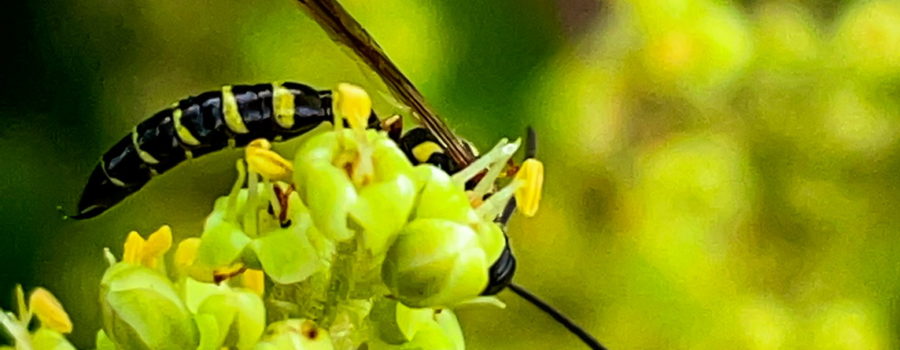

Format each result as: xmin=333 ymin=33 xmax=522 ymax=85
xmin=296 ymin=0 xmax=476 ymax=167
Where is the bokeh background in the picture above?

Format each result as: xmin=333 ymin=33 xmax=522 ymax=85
xmin=2 ymin=0 xmax=900 ymax=348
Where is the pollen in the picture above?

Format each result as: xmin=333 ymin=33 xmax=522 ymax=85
xmin=174 ymin=238 xmax=201 ymax=274
xmin=242 ymin=268 xmax=265 ymax=296
xmin=141 ymin=225 xmax=173 ymax=268
xmin=29 ymin=288 xmax=73 ymax=334
xmin=122 ymin=226 xmax=173 ymax=268
xmin=514 ymin=159 xmax=544 ymax=217
xmin=122 ymin=231 xmax=145 ymax=265
xmin=246 ymin=139 xmax=294 ymax=182
xmin=334 ymin=83 xmax=372 ymax=131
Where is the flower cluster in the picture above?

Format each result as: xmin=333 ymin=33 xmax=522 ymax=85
xmin=1 ymin=84 xmax=539 ymax=350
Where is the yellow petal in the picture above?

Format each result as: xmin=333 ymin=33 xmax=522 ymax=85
xmin=174 ymin=238 xmax=202 ymax=274
xmin=122 ymin=231 xmax=145 ymax=264
xmin=242 ymin=269 xmax=265 ymax=296
xmin=334 ymin=83 xmax=372 ymax=131
xmin=514 ymin=159 xmax=544 ymax=217
xmin=246 ymin=139 xmax=294 ymax=181
xmin=29 ymin=288 xmax=72 ymax=334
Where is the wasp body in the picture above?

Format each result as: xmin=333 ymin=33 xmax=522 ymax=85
xmin=76 ymin=82 xmax=352 ymax=219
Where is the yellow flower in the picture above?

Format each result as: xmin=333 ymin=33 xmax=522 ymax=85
xmin=29 ymin=288 xmax=72 ymax=334
xmin=122 ymin=225 xmax=173 ymax=269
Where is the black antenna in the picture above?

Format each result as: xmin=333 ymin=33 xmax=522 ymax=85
xmin=508 ymin=283 xmax=607 ymax=350
xmin=504 ymin=128 xmax=607 ymax=349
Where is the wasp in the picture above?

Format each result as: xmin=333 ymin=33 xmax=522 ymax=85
xmin=73 ymin=0 xmax=605 ymax=348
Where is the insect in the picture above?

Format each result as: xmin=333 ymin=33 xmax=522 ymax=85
xmin=73 ymin=0 xmax=606 ymax=348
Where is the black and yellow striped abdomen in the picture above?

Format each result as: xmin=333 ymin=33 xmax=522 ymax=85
xmin=74 ymin=82 xmax=344 ymax=219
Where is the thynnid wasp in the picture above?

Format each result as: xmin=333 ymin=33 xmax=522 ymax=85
xmin=72 ymin=0 xmax=605 ymax=348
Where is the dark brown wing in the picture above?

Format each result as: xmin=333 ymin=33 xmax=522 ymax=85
xmin=296 ymin=0 xmax=476 ymax=167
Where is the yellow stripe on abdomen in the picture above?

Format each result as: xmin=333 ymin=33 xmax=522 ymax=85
xmin=172 ymin=108 xmax=201 ymax=146
xmin=131 ymin=128 xmax=160 ymax=164
xmin=272 ymin=83 xmax=295 ymax=129
xmin=222 ymin=85 xmax=250 ymax=134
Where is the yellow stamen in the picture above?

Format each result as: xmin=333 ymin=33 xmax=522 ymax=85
xmin=334 ymin=83 xmax=372 ymax=131
xmin=29 ymin=288 xmax=72 ymax=334
xmin=242 ymin=269 xmax=265 ymax=296
xmin=174 ymin=238 xmax=201 ymax=274
xmin=246 ymin=139 xmax=294 ymax=181
xmin=514 ymin=159 xmax=544 ymax=217
xmin=122 ymin=231 xmax=145 ymax=264
xmin=141 ymin=225 xmax=173 ymax=268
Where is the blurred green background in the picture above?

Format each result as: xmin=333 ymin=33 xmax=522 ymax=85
xmin=2 ymin=0 xmax=900 ymax=348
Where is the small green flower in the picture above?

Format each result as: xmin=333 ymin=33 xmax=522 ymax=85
xmin=382 ymin=219 xmax=489 ymax=308
xmin=195 ymin=289 xmax=266 ymax=350
xmin=99 ymin=263 xmax=197 ymax=350
xmin=254 ymin=319 xmax=334 ymax=350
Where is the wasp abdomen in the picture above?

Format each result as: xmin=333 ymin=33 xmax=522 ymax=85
xmin=74 ymin=82 xmax=335 ymax=219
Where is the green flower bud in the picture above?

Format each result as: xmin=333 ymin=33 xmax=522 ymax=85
xmin=195 ymin=289 xmax=266 ymax=350
xmin=433 ymin=310 xmax=465 ymax=350
xmin=472 ymin=221 xmax=505 ymax=267
xmin=350 ymin=174 xmax=417 ymax=255
xmin=404 ymin=319 xmax=456 ymax=350
xmin=254 ymin=319 xmax=334 ymax=350
xmin=366 ymin=309 xmax=464 ymax=350
xmin=382 ymin=219 xmax=488 ymax=308
xmin=31 ymin=328 xmax=75 ymax=350
xmin=293 ymin=131 xmax=341 ymax=197
xmin=413 ymin=167 xmax=476 ymax=224
xmin=303 ymin=161 xmax=358 ymax=241
xmin=99 ymin=263 xmax=197 ymax=350
xmin=371 ymin=137 xmax=415 ymax=182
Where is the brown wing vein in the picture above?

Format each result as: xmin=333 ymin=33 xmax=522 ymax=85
xmin=296 ymin=0 xmax=476 ymax=167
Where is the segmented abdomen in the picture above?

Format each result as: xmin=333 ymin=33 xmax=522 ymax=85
xmin=75 ymin=82 xmax=334 ymax=219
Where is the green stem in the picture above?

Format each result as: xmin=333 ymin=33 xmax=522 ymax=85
xmin=320 ymin=238 xmax=358 ymax=327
